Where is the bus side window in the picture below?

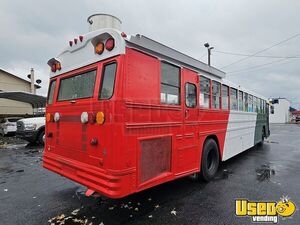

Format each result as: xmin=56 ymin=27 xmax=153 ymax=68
xmin=47 ymin=80 xmax=56 ymax=104
xmin=160 ymin=62 xmax=180 ymax=105
xmin=199 ymin=76 xmax=210 ymax=108
xmin=185 ymin=83 xmax=197 ymax=108
xmin=244 ymin=92 xmax=248 ymax=112
xmin=253 ymin=96 xmax=257 ymax=112
xmin=99 ymin=63 xmax=117 ymax=99
xmin=248 ymin=95 xmax=253 ymax=112
xmin=221 ymin=84 xmax=229 ymax=110
xmin=238 ymin=90 xmax=243 ymax=111
xmin=212 ymin=81 xmax=221 ymax=109
xmin=230 ymin=88 xmax=238 ymax=111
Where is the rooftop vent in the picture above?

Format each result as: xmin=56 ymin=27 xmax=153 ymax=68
xmin=87 ymin=14 xmax=122 ymax=32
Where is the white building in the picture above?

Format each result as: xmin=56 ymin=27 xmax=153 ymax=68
xmin=269 ymin=98 xmax=291 ymax=123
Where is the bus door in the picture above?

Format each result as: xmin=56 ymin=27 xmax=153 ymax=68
xmin=177 ymin=68 xmax=199 ymax=173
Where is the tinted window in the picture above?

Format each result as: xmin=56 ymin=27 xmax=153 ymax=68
xmin=212 ymin=81 xmax=220 ymax=109
xmin=230 ymin=88 xmax=238 ymax=110
xmin=47 ymin=80 xmax=56 ymax=104
xmin=222 ymin=84 xmax=229 ymax=110
xmin=99 ymin=63 xmax=117 ymax=99
xmin=160 ymin=62 xmax=180 ymax=105
xmin=58 ymin=70 xmax=96 ymax=101
xmin=200 ymin=76 xmax=210 ymax=108
xmin=185 ymin=83 xmax=197 ymax=108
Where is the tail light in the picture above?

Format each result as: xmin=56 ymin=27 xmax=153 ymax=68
xmin=96 ymin=112 xmax=105 ymax=125
xmin=46 ymin=113 xmax=54 ymax=122
xmin=105 ymin=38 xmax=115 ymax=51
xmin=54 ymin=112 xmax=60 ymax=122
xmin=95 ymin=42 xmax=104 ymax=55
xmin=81 ymin=112 xmax=89 ymax=124
xmin=50 ymin=62 xmax=61 ymax=73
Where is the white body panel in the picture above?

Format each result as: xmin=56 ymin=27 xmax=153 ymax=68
xmin=222 ymin=111 xmax=257 ymax=161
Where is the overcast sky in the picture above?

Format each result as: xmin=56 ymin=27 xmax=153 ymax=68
xmin=0 ymin=0 xmax=299 ymax=108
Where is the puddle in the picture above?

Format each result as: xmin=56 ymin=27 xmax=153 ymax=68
xmin=214 ymin=169 xmax=233 ymax=180
xmin=256 ymin=164 xmax=275 ymax=181
xmin=266 ymin=140 xmax=279 ymax=144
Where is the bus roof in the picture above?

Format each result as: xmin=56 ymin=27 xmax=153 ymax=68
xmin=125 ymin=34 xmax=226 ymax=79
xmin=48 ymin=28 xmax=225 ymax=79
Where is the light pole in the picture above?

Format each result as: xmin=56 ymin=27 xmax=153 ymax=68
xmin=204 ymin=43 xmax=214 ymax=66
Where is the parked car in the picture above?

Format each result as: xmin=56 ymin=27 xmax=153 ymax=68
xmin=0 ymin=117 xmax=23 ymax=136
xmin=16 ymin=117 xmax=45 ymax=145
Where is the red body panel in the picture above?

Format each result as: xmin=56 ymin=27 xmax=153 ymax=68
xmin=43 ymin=47 xmax=230 ymax=198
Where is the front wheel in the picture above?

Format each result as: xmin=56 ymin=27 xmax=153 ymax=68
xmin=37 ymin=130 xmax=45 ymax=145
xmin=200 ymin=139 xmax=220 ymax=182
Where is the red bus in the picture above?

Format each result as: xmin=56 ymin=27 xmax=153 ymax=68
xmin=43 ymin=14 xmax=270 ymax=198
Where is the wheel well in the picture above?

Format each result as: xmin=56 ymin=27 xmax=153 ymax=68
xmin=36 ymin=126 xmax=45 ymax=139
xmin=204 ymin=135 xmax=221 ymax=160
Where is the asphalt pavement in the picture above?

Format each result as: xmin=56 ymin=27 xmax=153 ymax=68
xmin=0 ymin=124 xmax=299 ymax=225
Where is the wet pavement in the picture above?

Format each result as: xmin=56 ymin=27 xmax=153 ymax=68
xmin=0 ymin=124 xmax=299 ymax=225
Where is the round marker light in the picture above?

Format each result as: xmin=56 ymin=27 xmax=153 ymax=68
xmin=81 ymin=112 xmax=89 ymax=124
xmin=96 ymin=112 xmax=105 ymax=125
xmin=54 ymin=112 xmax=60 ymax=122
xmin=105 ymin=38 xmax=115 ymax=51
xmin=46 ymin=113 xmax=54 ymax=122
xmin=95 ymin=42 xmax=104 ymax=55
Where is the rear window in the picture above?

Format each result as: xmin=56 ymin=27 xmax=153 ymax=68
xmin=58 ymin=70 xmax=97 ymax=101
xmin=99 ymin=63 xmax=117 ymax=99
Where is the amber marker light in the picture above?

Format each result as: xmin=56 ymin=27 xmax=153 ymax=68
xmin=96 ymin=112 xmax=105 ymax=125
xmin=95 ymin=42 xmax=104 ymax=55
xmin=46 ymin=113 xmax=54 ymax=122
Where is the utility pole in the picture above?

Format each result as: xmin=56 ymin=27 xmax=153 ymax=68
xmin=204 ymin=43 xmax=214 ymax=66
xmin=30 ymin=68 xmax=35 ymax=94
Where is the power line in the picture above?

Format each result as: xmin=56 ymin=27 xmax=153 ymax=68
xmin=214 ymin=50 xmax=300 ymax=59
xmin=220 ymin=33 xmax=300 ymax=69
xmin=227 ymin=57 xmax=298 ymax=75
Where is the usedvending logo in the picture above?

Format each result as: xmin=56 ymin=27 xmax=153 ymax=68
xmin=235 ymin=196 xmax=296 ymax=223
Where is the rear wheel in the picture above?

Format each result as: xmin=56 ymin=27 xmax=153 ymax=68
xmin=200 ymin=139 xmax=220 ymax=182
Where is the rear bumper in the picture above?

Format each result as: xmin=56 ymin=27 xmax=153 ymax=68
xmin=43 ymin=152 xmax=135 ymax=198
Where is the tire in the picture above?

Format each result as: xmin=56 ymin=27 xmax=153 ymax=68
xmin=258 ymin=128 xmax=265 ymax=146
xmin=37 ymin=130 xmax=45 ymax=145
xmin=200 ymin=139 xmax=220 ymax=182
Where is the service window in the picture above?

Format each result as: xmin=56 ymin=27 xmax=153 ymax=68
xmin=200 ymin=76 xmax=210 ymax=108
xmin=185 ymin=83 xmax=197 ymax=108
xmin=244 ymin=93 xmax=248 ymax=112
xmin=238 ymin=90 xmax=243 ymax=111
xmin=248 ymin=95 xmax=253 ymax=112
xmin=58 ymin=70 xmax=97 ymax=101
xmin=222 ymin=84 xmax=229 ymax=110
xmin=47 ymin=80 xmax=56 ymax=104
xmin=230 ymin=88 xmax=238 ymax=110
xmin=212 ymin=81 xmax=221 ymax=109
xmin=160 ymin=62 xmax=180 ymax=105
xmin=99 ymin=62 xmax=117 ymax=99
